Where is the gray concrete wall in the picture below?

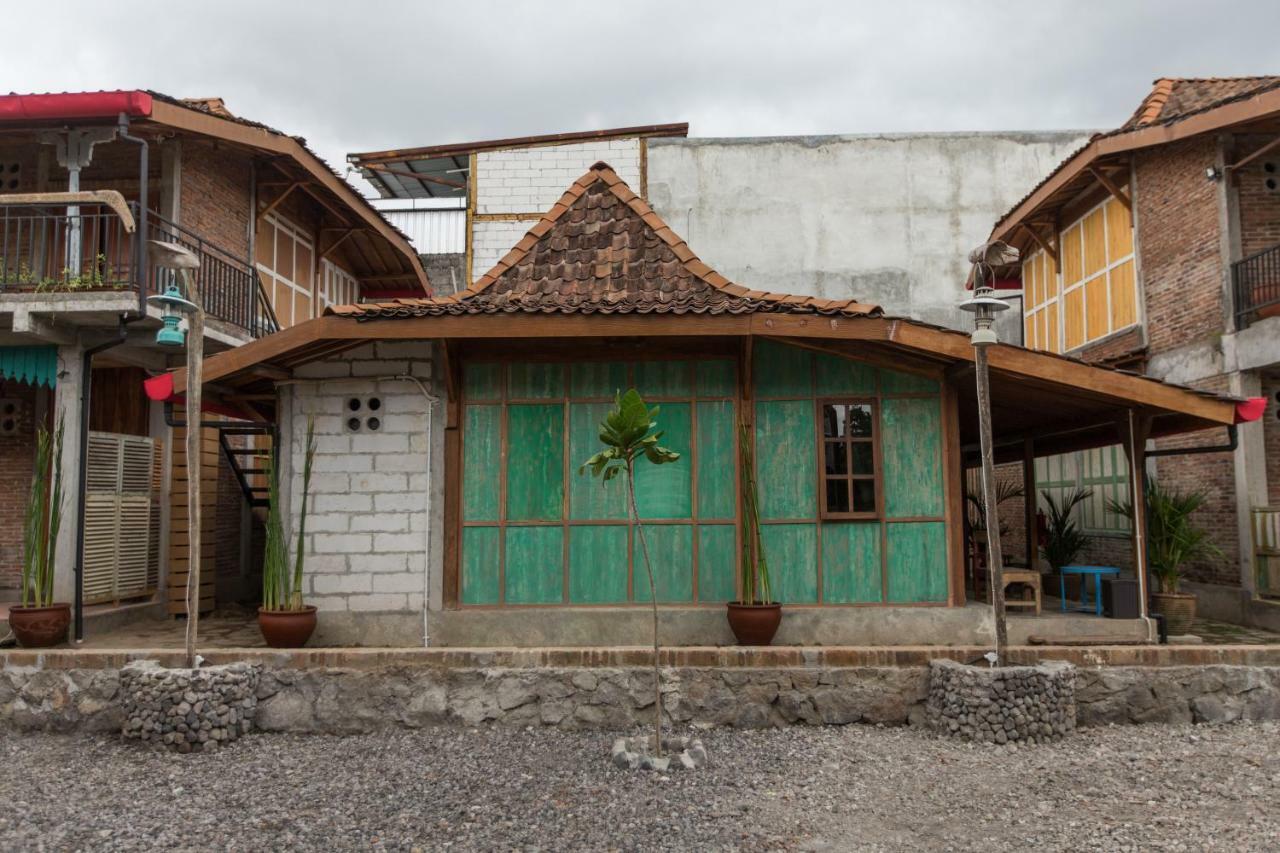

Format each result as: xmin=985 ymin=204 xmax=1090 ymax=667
xmin=646 ymin=132 xmax=1091 ymax=332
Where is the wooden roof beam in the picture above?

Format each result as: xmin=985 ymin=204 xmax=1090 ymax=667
xmin=1088 ymin=165 xmax=1134 ymax=226
xmin=1018 ymin=222 xmax=1059 ymax=272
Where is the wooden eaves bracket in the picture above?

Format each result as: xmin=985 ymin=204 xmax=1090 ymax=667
xmin=1018 ymin=222 xmax=1060 ymax=272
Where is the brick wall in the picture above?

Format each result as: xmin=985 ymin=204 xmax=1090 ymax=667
xmin=1134 ymin=136 xmax=1225 ymax=359
xmin=284 ymin=342 xmax=434 ymax=617
xmin=179 ymin=141 xmax=252 ymax=259
xmin=475 ymin=139 xmax=641 ymax=215
xmin=472 ymin=219 xmax=535 ymax=279
xmin=1073 ymin=327 xmax=1146 ymax=367
xmin=1235 ymin=134 xmax=1280 ymax=259
xmin=1264 ymin=374 xmax=1280 ymax=506
xmin=0 ymin=380 xmax=38 ymax=594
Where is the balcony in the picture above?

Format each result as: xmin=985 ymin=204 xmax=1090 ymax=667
xmin=0 ymin=195 xmax=278 ymax=339
xmin=1232 ymin=242 xmax=1280 ymax=330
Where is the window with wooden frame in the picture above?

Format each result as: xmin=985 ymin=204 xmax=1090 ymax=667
xmin=818 ymin=399 xmax=880 ymax=519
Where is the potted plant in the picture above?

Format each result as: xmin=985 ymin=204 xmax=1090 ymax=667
xmin=1110 ymin=480 xmax=1220 ymax=635
xmin=580 ymin=390 xmax=680 ymax=757
xmin=10 ymin=418 xmax=68 ymax=648
xmin=258 ymin=417 xmax=318 ymax=648
xmin=1040 ymin=487 xmax=1093 ymax=599
xmin=727 ymin=422 xmax=781 ymax=645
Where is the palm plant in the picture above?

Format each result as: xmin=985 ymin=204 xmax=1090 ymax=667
xmin=1039 ymin=488 xmax=1093 ymax=574
xmin=21 ymin=418 xmax=64 ymax=607
xmin=262 ymin=417 xmax=316 ymax=611
xmin=1108 ymin=480 xmax=1221 ymax=593
xmin=580 ymin=390 xmax=680 ymax=757
xmin=738 ymin=422 xmax=773 ymax=605
xmin=965 ymin=479 xmax=1024 ymax=538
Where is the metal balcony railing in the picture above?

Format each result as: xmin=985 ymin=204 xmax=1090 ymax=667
xmin=0 ymin=197 xmax=279 ymax=339
xmin=1232 ymin=242 xmax=1280 ymax=329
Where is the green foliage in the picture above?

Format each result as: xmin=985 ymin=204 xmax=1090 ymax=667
xmin=965 ymin=479 xmax=1025 ymax=536
xmin=1040 ymin=488 xmax=1093 ymax=573
xmin=738 ymin=422 xmax=774 ymax=604
xmin=579 ymin=389 xmax=681 ymax=481
xmin=263 ymin=418 xmax=316 ymax=611
xmin=21 ymin=417 xmax=64 ymax=608
xmin=579 ymin=389 xmax=679 ymax=755
xmin=0 ymin=254 xmax=123 ymax=292
xmin=1108 ymin=480 xmax=1221 ymax=594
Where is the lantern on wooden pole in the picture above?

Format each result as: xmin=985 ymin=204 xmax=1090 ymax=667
xmin=959 ymin=240 xmax=1017 ymax=665
xmin=147 ymin=240 xmax=204 ymax=668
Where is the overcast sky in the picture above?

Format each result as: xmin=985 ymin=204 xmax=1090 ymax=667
xmin=5 ymin=1 xmax=1278 ymax=195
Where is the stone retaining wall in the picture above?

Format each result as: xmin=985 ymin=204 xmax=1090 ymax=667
xmin=3 ymin=662 xmax=1280 ymax=734
xmin=119 ymin=661 xmax=259 ymax=753
xmin=926 ymin=659 xmax=1076 ymax=744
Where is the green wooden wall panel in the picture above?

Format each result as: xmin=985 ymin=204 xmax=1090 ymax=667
xmin=507 ymin=363 xmax=564 ymax=399
xmin=568 ymin=525 xmax=629 ymax=603
xmin=755 ymin=400 xmax=816 ymax=519
xmin=570 ymin=362 xmax=628 ymax=399
xmin=880 ymin=368 xmax=940 ymax=395
xmin=761 ymin=523 xmax=818 ymax=603
xmin=881 ymin=397 xmax=944 ymax=518
xmin=504 ymin=526 xmax=564 ymax=604
xmin=568 ymin=402 xmax=630 ymax=520
xmin=506 ymin=403 xmax=564 ymax=521
xmin=813 ymin=352 xmax=877 ymax=397
xmin=697 ymin=524 xmax=737 ymax=602
xmin=635 ymin=360 xmax=691 ymax=398
xmin=461 ymin=526 xmax=501 ymax=605
xmin=642 ymin=524 xmax=694 ymax=603
xmin=695 ymin=400 xmax=736 ymax=520
xmin=462 ymin=363 xmax=503 ymax=401
xmin=695 ymin=360 xmax=736 ymax=398
xmin=885 ymin=522 xmax=948 ymax=603
xmin=821 ymin=522 xmax=883 ymax=603
xmin=753 ymin=339 xmax=812 ymax=399
xmin=462 ymin=405 xmax=501 ymax=522
xmin=635 ymin=403 xmax=692 ymax=519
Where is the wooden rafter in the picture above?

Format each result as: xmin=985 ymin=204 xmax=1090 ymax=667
xmin=320 ymin=228 xmax=356 ymax=260
xmin=1087 ymin=165 xmax=1133 ymax=223
xmin=1227 ymin=133 xmax=1280 ymax=172
xmin=362 ymin=162 xmax=466 ymax=191
xmin=1018 ymin=222 xmax=1059 ymax=272
xmin=258 ymin=181 xmax=302 ymax=218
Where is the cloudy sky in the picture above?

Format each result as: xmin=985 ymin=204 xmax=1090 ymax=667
xmin=5 ymin=1 xmax=1278 ymax=194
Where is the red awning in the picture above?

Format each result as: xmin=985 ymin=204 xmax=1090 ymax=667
xmin=0 ymin=91 xmax=153 ymax=123
xmin=144 ymin=372 xmax=247 ymax=421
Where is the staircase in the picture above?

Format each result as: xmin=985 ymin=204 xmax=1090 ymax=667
xmin=219 ymin=426 xmax=274 ymax=511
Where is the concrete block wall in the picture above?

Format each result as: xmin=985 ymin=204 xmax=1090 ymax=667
xmin=474 ymin=139 xmax=641 ymax=216
xmin=281 ymin=341 xmax=443 ymax=645
xmin=470 ymin=139 xmax=643 ymax=281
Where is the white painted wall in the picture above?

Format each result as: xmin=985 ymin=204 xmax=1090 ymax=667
xmin=279 ymin=341 xmax=443 ymax=644
xmin=474 ymin=139 xmax=641 ymax=215
xmin=646 ymin=132 xmax=1090 ymax=332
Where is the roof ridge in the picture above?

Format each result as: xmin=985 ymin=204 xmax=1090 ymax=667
xmin=1134 ymin=77 xmax=1175 ymax=126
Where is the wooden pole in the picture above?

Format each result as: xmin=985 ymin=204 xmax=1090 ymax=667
xmin=974 ymin=344 xmax=1007 ymax=661
xmin=183 ymin=268 xmax=204 ymax=670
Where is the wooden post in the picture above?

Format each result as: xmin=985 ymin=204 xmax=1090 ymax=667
xmin=974 ymin=344 xmax=1007 ymax=661
xmin=1023 ymin=435 xmax=1037 ymax=571
xmin=183 ymin=267 xmax=204 ymax=669
xmin=1119 ymin=409 xmax=1152 ymax=620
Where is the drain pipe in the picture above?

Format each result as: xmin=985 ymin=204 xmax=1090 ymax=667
xmin=274 ymin=375 xmax=439 ymax=645
xmin=115 ymin=113 xmax=149 ymax=314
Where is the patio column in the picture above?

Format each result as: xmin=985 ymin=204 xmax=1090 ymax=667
xmin=1119 ymin=409 xmax=1153 ymax=620
xmin=1023 ymin=436 xmax=1036 ymax=571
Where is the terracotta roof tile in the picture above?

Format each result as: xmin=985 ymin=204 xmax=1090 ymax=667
xmin=334 ymin=163 xmax=881 ymax=320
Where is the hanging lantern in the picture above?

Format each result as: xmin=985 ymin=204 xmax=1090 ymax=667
xmin=146 ymin=280 xmax=198 ymax=347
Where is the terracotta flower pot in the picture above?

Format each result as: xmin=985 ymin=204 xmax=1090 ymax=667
xmin=1151 ymin=591 xmax=1197 ymax=636
xmin=8 ymin=603 xmax=71 ymax=648
xmin=258 ymin=606 xmax=317 ymax=648
xmin=726 ymin=602 xmax=782 ymax=645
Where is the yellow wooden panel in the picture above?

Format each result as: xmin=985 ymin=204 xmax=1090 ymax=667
xmin=1062 ymin=224 xmax=1083 ymax=287
xmin=1064 ymin=287 xmax=1085 ymax=350
xmin=1025 ymin=309 xmax=1038 ymax=349
xmin=1082 ymin=208 xmax=1107 ymax=277
xmin=1037 ymin=310 xmax=1048 ymax=352
xmin=1046 ymin=303 xmax=1061 ymax=353
xmin=1026 ymin=253 xmax=1041 ymax=307
xmin=1085 ymin=275 xmax=1109 ymax=341
xmin=1109 ymin=259 xmax=1137 ymax=330
xmin=1105 ymin=198 xmax=1134 ymax=261
xmin=297 ymin=293 xmax=312 ymax=322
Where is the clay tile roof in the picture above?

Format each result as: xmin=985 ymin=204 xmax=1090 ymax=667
xmin=330 ymin=163 xmax=881 ymax=320
xmin=1121 ymin=76 xmax=1280 ymax=130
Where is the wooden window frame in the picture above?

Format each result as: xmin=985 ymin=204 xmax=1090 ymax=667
xmin=815 ymin=397 xmax=882 ymax=521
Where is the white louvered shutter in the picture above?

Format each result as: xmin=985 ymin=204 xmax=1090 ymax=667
xmin=83 ymin=432 xmax=160 ymax=604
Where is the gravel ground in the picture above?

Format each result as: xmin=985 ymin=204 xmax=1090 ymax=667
xmin=1 ymin=723 xmax=1278 ymax=852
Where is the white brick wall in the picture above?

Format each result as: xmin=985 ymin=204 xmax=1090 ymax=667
xmin=472 ymin=219 xmax=536 ymax=279
xmin=475 ymin=139 xmax=641 ymax=215
xmin=281 ymin=341 xmax=439 ymax=621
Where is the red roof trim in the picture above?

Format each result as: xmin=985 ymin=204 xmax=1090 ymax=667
xmin=0 ymin=91 xmax=153 ymax=123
